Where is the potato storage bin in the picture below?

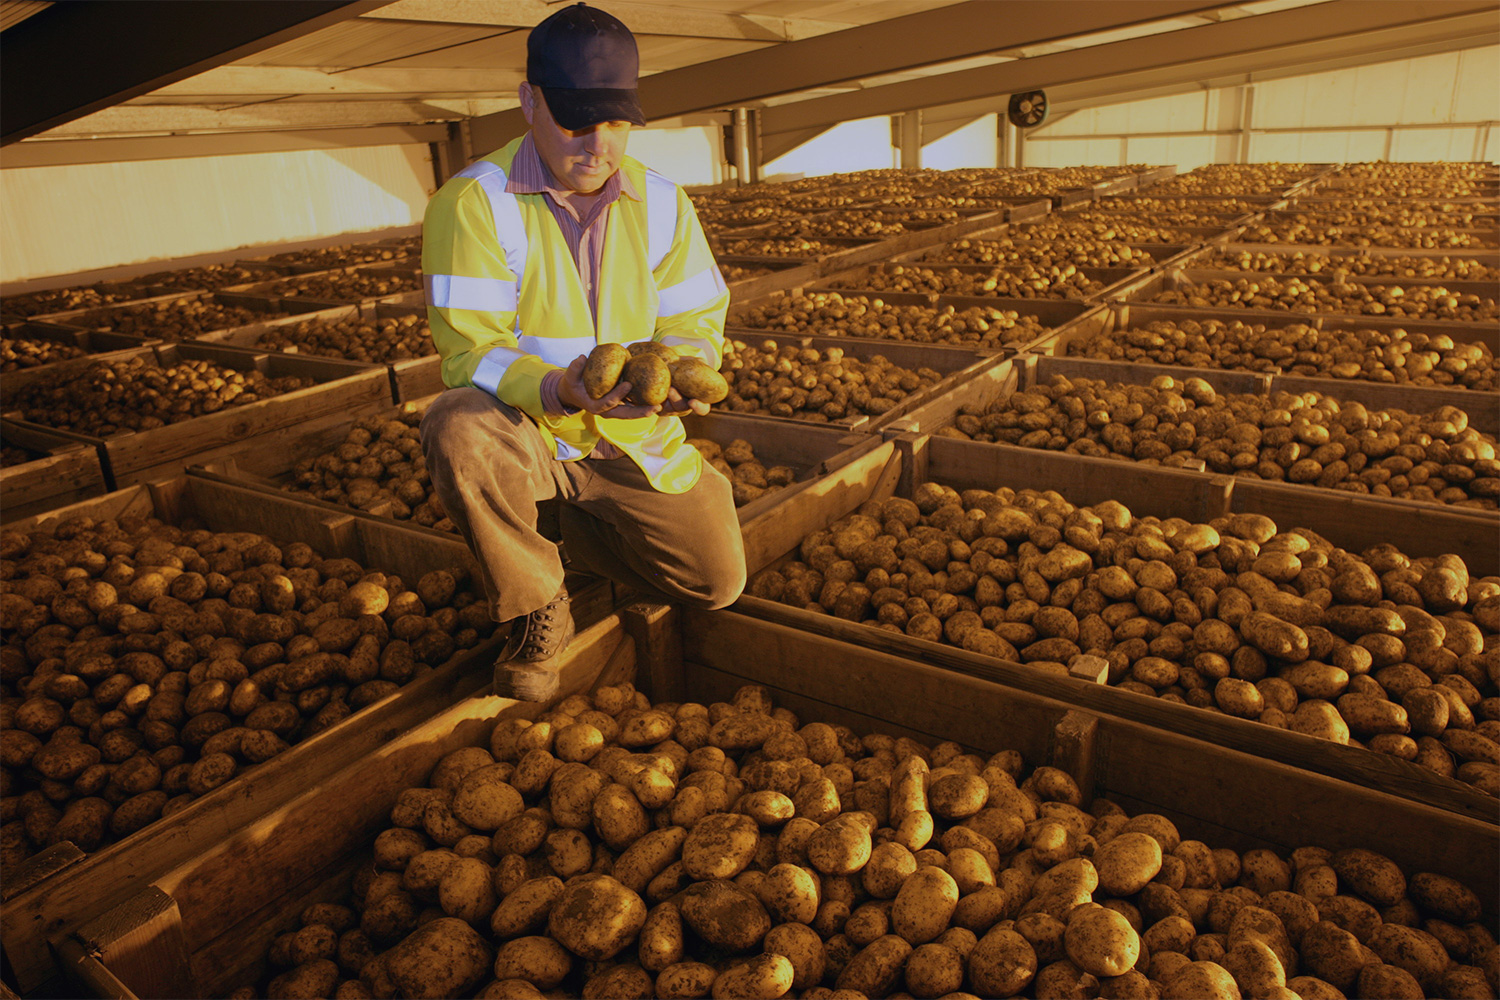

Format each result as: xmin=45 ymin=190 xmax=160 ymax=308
xmin=734 ymin=431 xmax=1499 ymax=822
xmin=0 ymin=475 xmax=622 ymax=996
xmin=889 ymin=235 xmax=1195 ymax=275
xmin=191 ymin=297 xmax=440 ymax=403
xmin=0 ymin=417 xmax=108 ymax=519
xmin=0 ymin=280 xmax=188 ymax=323
xmin=31 ymin=290 xmax=314 ymax=343
xmin=43 ymin=608 xmax=1497 ymax=1000
xmin=1 ymin=322 xmax=160 ymax=377
xmin=1 ymin=341 xmax=394 ymax=488
xmin=719 ymin=329 xmax=1004 ymax=434
xmin=817 ymin=260 xmax=1149 ymax=304
xmin=223 ymin=263 xmax=424 ymax=309
xmin=881 ymin=353 xmax=1499 ymax=569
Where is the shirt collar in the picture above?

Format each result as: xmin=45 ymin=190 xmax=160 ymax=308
xmin=507 ymin=132 xmax=640 ymax=202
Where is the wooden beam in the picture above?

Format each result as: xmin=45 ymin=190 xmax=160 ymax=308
xmin=364 ymin=0 xmax=851 ymax=41
xmin=38 ymin=102 xmax=459 ymax=138
xmin=141 ymin=65 xmax=525 ymax=100
xmin=760 ymin=0 xmax=1499 ymax=136
xmin=3 ymin=125 xmax=446 ymax=168
xmin=468 ymin=0 xmax=1241 ymax=154
xmin=1 ymin=1 xmax=388 ymax=145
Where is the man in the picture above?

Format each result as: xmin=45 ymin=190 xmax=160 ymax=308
xmin=420 ymin=2 xmax=745 ymax=701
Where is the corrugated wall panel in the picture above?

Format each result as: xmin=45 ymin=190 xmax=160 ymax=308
xmin=1 ymin=144 xmax=433 ymax=283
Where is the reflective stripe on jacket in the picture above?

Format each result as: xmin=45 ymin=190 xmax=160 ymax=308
xmin=422 ymin=136 xmax=729 ymax=494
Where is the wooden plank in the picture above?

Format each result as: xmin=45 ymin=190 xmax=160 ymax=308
xmin=55 ymin=937 xmax=138 ymax=1000
xmin=738 ymin=440 xmax=899 ymax=576
xmin=624 ymin=602 xmax=685 ymax=704
xmin=0 ymin=419 xmax=108 ymax=518
xmin=1269 ymin=373 xmax=1500 ymax=438
xmin=1228 ymin=478 xmax=1500 ymax=576
xmin=75 ymin=888 xmax=193 ymax=1000
xmin=0 ymin=843 xmax=85 ymax=903
xmin=1051 ymin=711 xmax=1100 ymax=804
xmin=714 ymin=602 xmax=1498 ymax=826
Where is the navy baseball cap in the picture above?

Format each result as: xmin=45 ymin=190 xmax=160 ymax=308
xmin=527 ymin=3 xmax=647 ymax=130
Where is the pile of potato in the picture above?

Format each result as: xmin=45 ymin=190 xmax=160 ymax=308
xmin=142 ymin=264 xmax=280 ymax=292
xmin=688 ymin=438 xmax=796 ymax=507
xmin=1067 ymin=209 xmax=1239 ymax=230
xmin=286 ymin=411 xmax=453 ymax=532
xmin=1016 ymin=217 xmax=1208 ymax=244
xmin=749 ymin=485 xmax=1499 ymax=794
xmin=721 ymin=238 xmax=848 ymax=258
xmin=1238 ymin=223 xmax=1497 ymax=251
xmin=937 ymin=373 xmax=1499 ymax=508
xmin=757 ymin=217 xmax=909 ymax=240
xmin=720 ymin=339 xmax=941 ymax=423
xmin=1065 ymin=318 xmax=1499 ymax=391
xmin=1323 ymin=164 xmax=1497 ymax=200
xmin=265 ymin=244 xmax=406 ymax=270
xmin=256 ymin=312 xmax=435 ymax=365
xmin=720 ymin=264 xmax=774 ymax=284
xmin=1274 ymin=205 xmax=1497 ymax=229
xmin=74 ymin=297 xmax=291 ymax=340
xmin=878 ymin=192 xmax=985 ymax=211
xmin=828 ymin=264 xmax=1106 ymax=301
xmin=236 ymin=678 xmax=1497 ymax=1000
xmin=0 ymin=515 xmax=494 ymax=863
xmin=931 ymin=238 xmax=1158 ymax=269
xmin=8 ymin=357 xmax=315 ymax=436
xmin=1149 ymin=274 xmax=1499 ymax=323
xmin=1 ymin=443 xmax=37 ymax=466
xmin=1204 ymin=251 xmax=1497 ymax=282
xmin=2 ymin=285 xmax=155 ymax=321
xmin=1146 ymin=164 xmax=1317 ymax=197
xmin=733 ymin=292 xmax=1051 ymax=351
xmin=1 ymin=336 xmax=89 ymax=372
xmin=698 ymin=204 xmax=798 ymax=229
xmin=265 ymin=270 xmax=423 ymax=303
xmin=871 ymin=209 xmax=963 ymax=227
xmin=1100 ymin=197 xmax=1267 ymax=216
xmin=783 ymin=193 xmax=865 ymax=212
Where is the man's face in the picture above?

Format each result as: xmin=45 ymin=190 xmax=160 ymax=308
xmin=521 ymin=82 xmax=632 ymax=194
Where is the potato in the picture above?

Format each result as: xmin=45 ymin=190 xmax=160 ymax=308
xmin=1300 ymin=920 xmax=1373 ymax=990
xmin=622 ymin=354 xmax=671 ymax=406
xmin=437 ymin=857 xmax=497 ymax=925
xmin=1065 ymin=903 xmax=1141 ymax=978
xmin=1329 ymin=847 xmax=1406 ymax=906
xmin=491 ymin=936 xmax=572 ymax=990
xmin=267 ymin=959 xmax=340 ymax=999
xmin=546 ymin=874 xmax=646 ymax=960
xmin=682 ymin=811 xmax=759 ymax=879
xmin=968 ymin=926 xmax=1038 ymax=997
xmin=1369 ymin=923 xmax=1450 ymax=990
xmin=671 ymin=358 xmax=730 ymax=405
xmin=928 ymin=773 xmax=989 ymax=819
xmin=613 ymin=825 xmax=687 ymax=893
xmin=450 ymin=765 xmax=524 ymax=832
xmin=1408 ymin=871 xmax=1482 ymax=922
xmin=383 ymin=917 xmax=492 ymax=1000
xmin=863 ymin=841 xmax=919 ymax=899
xmin=1160 ymin=960 xmax=1241 ymax=999
xmin=592 ymin=783 xmax=650 ymax=851
xmin=584 ymin=343 xmax=631 ymax=399
xmin=892 ymin=865 xmax=959 ymax=945
xmin=806 ymin=813 xmax=873 ymax=875
xmin=764 ymin=922 xmax=827 ymax=989
xmin=761 ymin=862 xmax=820 ymax=924
xmin=490 ymin=876 xmax=563 ymax=939
xmin=1095 ymin=832 xmax=1163 ymax=896
xmin=639 ymin=900 xmax=685 ymax=972
xmin=835 ymin=934 xmax=911 ymax=996
xmin=679 ymin=879 xmax=771 ymax=951
xmin=711 ymin=953 xmax=794 ymax=1000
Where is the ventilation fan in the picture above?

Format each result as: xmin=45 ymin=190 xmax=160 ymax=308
xmin=1008 ymin=90 xmax=1049 ymax=128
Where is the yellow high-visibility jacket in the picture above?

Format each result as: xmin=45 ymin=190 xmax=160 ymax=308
xmin=422 ymin=137 xmax=730 ymax=493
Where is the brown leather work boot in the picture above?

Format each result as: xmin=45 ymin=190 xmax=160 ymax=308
xmin=494 ymin=589 xmax=575 ymax=701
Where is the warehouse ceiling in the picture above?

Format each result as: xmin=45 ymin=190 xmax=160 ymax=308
xmin=2 ymin=0 xmax=1497 ymax=166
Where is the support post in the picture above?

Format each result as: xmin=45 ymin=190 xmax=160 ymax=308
xmin=898 ymin=110 xmax=923 ymax=170
xmin=731 ymin=107 xmax=760 ymax=186
xmin=999 ymin=118 xmax=1021 ymax=168
xmin=1237 ymin=84 xmax=1255 ymax=164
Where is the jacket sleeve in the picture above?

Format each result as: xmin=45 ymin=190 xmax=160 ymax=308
xmin=422 ymin=177 xmax=557 ymax=422
xmin=651 ymin=185 xmax=730 ymax=367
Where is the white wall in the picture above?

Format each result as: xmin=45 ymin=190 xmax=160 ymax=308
xmin=763 ymin=117 xmax=897 ymax=178
xmin=628 ymin=125 xmax=725 ymax=187
xmin=1 ymin=144 xmax=433 ymax=283
xmin=923 ymin=114 xmax=999 ymax=170
xmin=1020 ymin=46 xmax=1499 ymax=167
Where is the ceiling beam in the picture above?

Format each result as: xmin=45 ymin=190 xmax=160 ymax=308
xmin=1 ymin=0 xmax=389 ymax=146
xmin=759 ymin=0 xmax=1498 ymax=137
xmin=468 ymin=0 xmax=1241 ymax=152
xmin=917 ymin=12 xmax=1499 ymax=130
xmin=364 ymin=0 xmax=850 ymax=42
xmin=1 ymin=124 xmax=448 ymax=169
xmin=37 ymin=101 xmax=459 ymax=138
xmin=138 ymin=65 xmax=525 ymax=101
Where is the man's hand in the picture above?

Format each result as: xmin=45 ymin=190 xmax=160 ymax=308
xmin=557 ymin=355 xmax=661 ymax=420
xmin=660 ymin=386 xmax=711 ymax=417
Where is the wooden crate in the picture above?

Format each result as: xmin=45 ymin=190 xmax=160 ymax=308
xmin=50 ymin=607 xmax=1496 ymax=998
xmin=190 ymin=297 xmax=440 ymax=404
xmin=814 ymin=260 xmax=1150 ymax=304
xmin=0 ymin=282 xmax=182 ymax=323
xmin=2 ymin=341 xmax=394 ymax=487
xmin=734 ymin=435 xmax=1499 ymax=824
xmin=1176 ymin=243 xmax=1500 ymax=274
xmin=221 ymin=263 xmax=424 ymax=308
xmin=0 ymin=417 xmax=108 ymax=518
xmin=29 ymin=290 xmax=315 ymax=339
xmin=721 ymin=329 xmax=1005 ymax=434
xmin=889 ymin=238 xmax=1194 ymax=273
xmin=0 ymin=475 xmax=622 ymax=996
xmin=0 ymin=339 xmax=160 ymax=401
xmin=721 ymin=256 xmax=822 ymax=305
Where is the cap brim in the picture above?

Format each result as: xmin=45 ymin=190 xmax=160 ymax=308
xmin=541 ymin=87 xmax=647 ymax=130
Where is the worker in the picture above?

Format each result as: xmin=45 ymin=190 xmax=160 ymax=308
xmin=419 ymin=2 xmax=745 ymax=701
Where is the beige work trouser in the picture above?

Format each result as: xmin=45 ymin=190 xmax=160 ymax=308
xmin=420 ymin=388 xmax=746 ymax=623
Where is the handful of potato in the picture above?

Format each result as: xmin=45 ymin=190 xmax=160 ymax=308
xmin=749 ymin=483 xmax=1499 ymax=797
xmin=581 ymin=342 xmax=728 ymax=408
xmin=238 ymin=678 xmax=1495 ymax=1000
xmin=0 ymin=515 xmax=493 ymax=865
